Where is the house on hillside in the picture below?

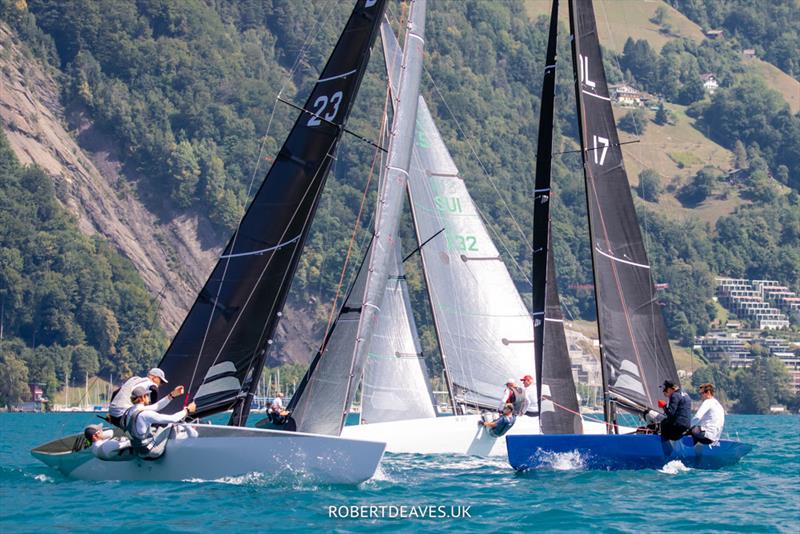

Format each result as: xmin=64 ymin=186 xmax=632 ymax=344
xmin=743 ymin=49 xmax=756 ymax=59
xmin=700 ymin=73 xmax=719 ymax=94
xmin=610 ymin=83 xmax=643 ymax=106
xmin=705 ymin=29 xmax=724 ymax=40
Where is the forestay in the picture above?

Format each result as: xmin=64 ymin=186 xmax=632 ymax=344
xmin=568 ymin=0 xmax=679 ymax=414
xmin=381 ymin=22 xmax=533 ymax=411
xmin=532 ymin=0 xmax=582 ymax=434
xmin=154 ymin=0 xmax=388 ymax=423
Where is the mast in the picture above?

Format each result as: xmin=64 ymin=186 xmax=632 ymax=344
xmin=287 ymin=0 xmax=426 ymax=436
xmin=341 ymin=0 xmax=426 ymax=430
xmin=380 ymin=18 xmax=459 ymax=416
xmin=532 ymin=0 xmax=583 ymax=434
xmin=567 ymin=0 xmax=679 ymax=429
xmin=151 ymin=0 xmax=388 ymax=424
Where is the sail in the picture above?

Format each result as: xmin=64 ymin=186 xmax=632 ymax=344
xmin=361 ymin=243 xmax=437 ymax=424
xmin=154 ymin=0 xmax=388 ymax=423
xmin=568 ymin=0 xmax=679 ymax=414
xmin=288 ymin=239 xmax=372 ymax=435
xmin=381 ymin=23 xmax=533 ymax=411
xmin=288 ymin=0 xmax=426 ymax=436
xmin=533 ymin=0 xmax=582 ymax=434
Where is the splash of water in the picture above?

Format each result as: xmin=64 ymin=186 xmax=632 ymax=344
xmin=534 ymin=449 xmax=586 ymax=471
xmin=659 ymin=460 xmax=691 ymax=475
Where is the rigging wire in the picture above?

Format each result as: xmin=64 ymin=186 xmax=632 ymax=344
xmin=186 ymin=0 xmax=339 ymax=398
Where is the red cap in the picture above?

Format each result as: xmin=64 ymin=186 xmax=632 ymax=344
xmin=520 ymin=375 xmax=533 ymax=381
xmin=657 ymin=400 xmax=667 ymax=408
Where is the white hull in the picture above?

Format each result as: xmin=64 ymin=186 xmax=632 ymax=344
xmin=32 ymin=424 xmax=385 ymax=485
xmin=341 ymin=414 xmax=626 ymax=456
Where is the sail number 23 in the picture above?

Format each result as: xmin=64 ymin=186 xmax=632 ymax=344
xmin=307 ymin=91 xmax=343 ymax=127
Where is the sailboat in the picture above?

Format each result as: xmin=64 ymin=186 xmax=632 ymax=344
xmin=341 ymin=13 xmax=615 ymax=456
xmin=31 ymin=0 xmax=389 ymax=484
xmin=506 ymin=0 xmax=752 ymax=470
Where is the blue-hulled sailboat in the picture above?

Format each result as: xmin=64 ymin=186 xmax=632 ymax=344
xmin=506 ymin=0 xmax=752 ymax=471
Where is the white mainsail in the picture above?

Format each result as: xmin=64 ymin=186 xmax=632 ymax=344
xmin=361 ymin=243 xmax=436 ymax=423
xmin=381 ymin=21 xmax=534 ymax=411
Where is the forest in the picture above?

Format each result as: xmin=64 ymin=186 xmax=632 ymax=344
xmin=0 ymin=0 xmax=798 ymax=411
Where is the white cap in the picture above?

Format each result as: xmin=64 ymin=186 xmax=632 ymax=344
xmin=148 ymin=368 xmax=168 ymax=383
xmin=506 ymin=378 xmax=516 ymax=385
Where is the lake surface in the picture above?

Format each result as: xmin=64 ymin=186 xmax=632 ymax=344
xmin=1 ymin=413 xmax=797 ymax=532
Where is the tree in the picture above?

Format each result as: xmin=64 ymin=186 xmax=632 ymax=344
xmin=618 ymin=109 xmax=648 ymax=134
xmin=0 ymin=348 xmax=30 ymax=406
xmin=654 ymin=102 xmax=672 ymax=125
xmin=733 ymin=139 xmax=748 ymax=170
xmin=678 ymin=166 xmax=719 ymax=205
xmin=734 ymin=355 xmax=794 ymax=414
xmin=637 ymin=169 xmax=663 ymax=202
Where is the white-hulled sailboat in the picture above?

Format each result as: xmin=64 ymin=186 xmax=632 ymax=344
xmin=31 ymin=0 xmax=390 ymax=484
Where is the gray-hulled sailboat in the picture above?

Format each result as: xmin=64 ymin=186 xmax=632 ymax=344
xmin=507 ymin=0 xmax=752 ymax=470
xmin=31 ymin=0 xmax=389 ymax=483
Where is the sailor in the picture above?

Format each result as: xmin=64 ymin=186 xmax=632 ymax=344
xmin=660 ymin=380 xmax=692 ymax=440
xmin=690 ymin=383 xmax=725 ymax=444
xmin=500 ymin=378 xmax=525 ymax=416
xmin=268 ymin=392 xmax=289 ymax=425
xmin=108 ymin=368 xmax=185 ymax=427
xmin=83 ymin=423 xmax=132 ymax=460
xmin=480 ymin=403 xmax=516 ymax=437
xmin=520 ymin=374 xmax=538 ymax=415
xmin=122 ymin=385 xmax=197 ymax=458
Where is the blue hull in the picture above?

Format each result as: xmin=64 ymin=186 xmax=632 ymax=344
xmin=507 ymin=434 xmax=753 ymax=471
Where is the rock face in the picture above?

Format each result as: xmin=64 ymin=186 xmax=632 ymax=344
xmin=0 ymin=24 xmax=217 ymax=334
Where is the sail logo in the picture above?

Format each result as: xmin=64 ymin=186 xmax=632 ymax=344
xmin=578 ymin=54 xmax=596 ymax=88
xmin=610 ymin=359 xmax=645 ymax=396
xmin=195 ymin=361 xmax=242 ymax=399
xmin=365 ymin=0 xmax=378 ymax=7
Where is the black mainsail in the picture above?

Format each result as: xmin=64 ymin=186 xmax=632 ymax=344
xmin=533 ymin=1 xmax=583 ymax=434
xmin=568 ymin=0 xmax=679 ymax=421
xmin=155 ymin=0 xmax=388 ymax=423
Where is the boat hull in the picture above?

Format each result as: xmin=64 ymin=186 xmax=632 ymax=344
xmin=506 ymin=434 xmax=753 ymax=471
xmin=31 ymin=424 xmax=385 ymax=484
xmin=341 ymin=414 xmax=628 ymax=456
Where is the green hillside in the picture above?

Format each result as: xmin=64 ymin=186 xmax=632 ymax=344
xmin=1 ymin=0 xmax=798 ymax=401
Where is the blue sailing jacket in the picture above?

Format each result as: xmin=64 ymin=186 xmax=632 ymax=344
xmin=664 ymin=389 xmax=692 ymax=428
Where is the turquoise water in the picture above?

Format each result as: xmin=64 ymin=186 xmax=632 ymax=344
xmin=1 ymin=413 xmax=798 ymax=532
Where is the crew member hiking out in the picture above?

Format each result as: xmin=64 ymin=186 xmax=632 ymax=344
xmin=108 ymin=368 xmax=185 ymax=427
xmin=480 ymin=403 xmax=516 ymax=437
xmin=121 ymin=385 xmax=196 ymax=459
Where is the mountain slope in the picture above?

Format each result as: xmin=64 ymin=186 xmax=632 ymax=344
xmin=0 ymin=23 xmax=217 ymax=333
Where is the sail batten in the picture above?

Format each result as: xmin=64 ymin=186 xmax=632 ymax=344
xmin=153 ymin=0 xmax=388 ymax=423
xmin=568 ymin=0 xmax=679 ymax=416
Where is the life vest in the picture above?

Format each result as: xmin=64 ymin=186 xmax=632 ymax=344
xmin=121 ymin=404 xmax=155 ymax=457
